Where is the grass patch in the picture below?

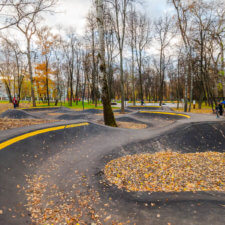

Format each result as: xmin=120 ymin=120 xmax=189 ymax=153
xmin=0 ymin=101 xmax=119 ymax=113
xmin=172 ymin=108 xmax=213 ymax=114
xmin=36 ymin=101 xmax=119 ymax=110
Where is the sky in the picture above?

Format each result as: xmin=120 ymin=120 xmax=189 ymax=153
xmin=45 ymin=0 xmax=173 ymax=35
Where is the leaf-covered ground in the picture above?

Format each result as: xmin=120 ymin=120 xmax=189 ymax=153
xmin=104 ymin=152 xmax=225 ymax=192
xmin=0 ymin=102 xmax=31 ymax=114
xmin=0 ymin=118 xmax=58 ymax=131
xmin=96 ymin=112 xmax=128 ymax=116
xmin=24 ymin=153 xmax=130 ymax=225
xmin=97 ymin=121 xmax=147 ymax=129
xmin=116 ymin=122 xmax=147 ymax=129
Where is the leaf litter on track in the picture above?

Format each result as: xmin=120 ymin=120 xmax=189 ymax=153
xmin=104 ymin=151 xmax=225 ymax=192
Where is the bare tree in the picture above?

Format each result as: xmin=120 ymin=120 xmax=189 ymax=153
xmin=154 ymin=15 xmax=174 ymax=106
xmin=170 ymin=0 xmax=192 ymax=112
xmin=12 ymin=0 xmax=57 ymax=106
xmin=0 ymin=37 xmax=25 ymax=104
xmin=95 ymin=0 xmax=117 ymax=127
xmin=127 ymin=6 xmax=136 ymax=105
xmin=106 ymin=0 xmax=132 ymax=113
xmin=135 ymin=12 xmax=151 ymax=104
xmin=63 ymin=29 xmax=77 ymax=107
xmin=86 ymin=11 xmax=99 ymax=107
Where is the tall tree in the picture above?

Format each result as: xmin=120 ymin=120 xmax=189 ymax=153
xmin=171 ymin=0 xmax=192 ymax=112
xmin=37 ymin=26 xmax=54 ymax=106
xmin=154 ymin=15 xmax=174 ymax=106
xmin=127 ymin=6 xmax=137 ymax=105
xmin=135 ymin=13 xmax=151 ymax=104
xmin=95 ymin=0 xmax=117 ymax=127
xmin=13 ymin=0 xmax=57 ymax=107
xmin=107 ymin=0 xmax=132 ymax=113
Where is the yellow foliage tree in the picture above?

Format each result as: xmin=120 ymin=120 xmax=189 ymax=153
xmin=34 ymin=62 xmax=55 ymax=103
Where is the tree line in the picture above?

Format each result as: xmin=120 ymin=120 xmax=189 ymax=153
xmin=0 ymin=0 xmax=225 ymax=125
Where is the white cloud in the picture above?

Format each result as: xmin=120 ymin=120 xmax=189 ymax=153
xmin=45 ymin=0 xmax=92 ymax=35
xmin=44 ymin=0 xmax=171 ymax=34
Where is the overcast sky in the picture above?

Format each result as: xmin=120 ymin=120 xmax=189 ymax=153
xmin=45 ymin=0 xmax=173 ymax=35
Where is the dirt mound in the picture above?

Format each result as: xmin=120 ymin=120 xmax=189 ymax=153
xmin=0 ymin=109 xmax=39 ymax=119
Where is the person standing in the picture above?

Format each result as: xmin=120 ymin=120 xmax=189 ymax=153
xmin=215 ymin=104 xmax=220 ymax=118
xmin=219 ymin=103 xmax=223 ymax=116
xmin=12 ymin=97 xmax=18 ymax=109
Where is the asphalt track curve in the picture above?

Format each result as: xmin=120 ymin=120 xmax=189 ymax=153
xmin=0 ymin=108 xmax=225 ymax=225
xmin=128 ymin=106 xmax=162 ymax=111
xmin=0 ymin=109 xmax=39 ymax=119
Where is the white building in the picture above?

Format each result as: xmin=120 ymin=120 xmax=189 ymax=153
xmin=0 ymin=80 xmax=8 ymax=100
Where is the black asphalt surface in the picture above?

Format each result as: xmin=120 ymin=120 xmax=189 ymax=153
xmin=0 ymin=107 xmax=225 ymax=224
xmin=0 ymin=109 xmax=39 ymax=119
xmin=128 ymin=106 xmax=163 ymax=111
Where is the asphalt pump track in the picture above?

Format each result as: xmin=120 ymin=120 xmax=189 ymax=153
xmin=0 ymin=108 xmax=225 ymax=224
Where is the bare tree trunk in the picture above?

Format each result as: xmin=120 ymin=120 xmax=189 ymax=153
xmin=184 ymin=57 xmax=188 ymax=112
xmin=45 ymin=56 xmax=50 ymax=106
xmin=27 ymin=38 xmax=36 ymax=107
xmin=120 ymin=50 xmax=125 ymax=112
xmin=220 ymin=42 xmax=225 ymax=98
xmin=70 ymin=74 xmax=73 ymax=106
xmin=188 ymin=53 xmax=193 ymax=112
xmin=96 ymin=0 xmax=117 ymax=127
xmin=91 ymin=26 xmax=98 ymax=107
xmin=177 ymin=59 xmax=180 ymax=109
xmin=131 ymin=44 xmax=135 ymax=106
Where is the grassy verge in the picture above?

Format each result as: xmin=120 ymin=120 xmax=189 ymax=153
xmin=172 ymin=108 xmax=213 ymax=114
xmin=172 ymin=103 xmax=214 ymax=114
xmin=36 ymin=101 xmax=119 ymax=110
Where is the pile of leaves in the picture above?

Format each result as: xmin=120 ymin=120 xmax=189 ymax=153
xmin=97 ymin=121 xmax=147 ymax=129
xmin=104 ymin=151 xmax=225 ymax=192
xmin=0 ymin=118 xmax=58 ymax=130
xmin=116 ymin=122 xmax=147 ymax=129
xmin=47 ymin=113 xmax=64 ymax=116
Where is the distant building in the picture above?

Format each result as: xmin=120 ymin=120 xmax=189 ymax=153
xmin=0 ymin=80 xmax=8 ymax=100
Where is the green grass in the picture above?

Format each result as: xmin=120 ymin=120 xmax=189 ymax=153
xmin=0 ymin=100 xmax=10 ymax=104
xmin=0 ymin=100 xmax=31 ymax=104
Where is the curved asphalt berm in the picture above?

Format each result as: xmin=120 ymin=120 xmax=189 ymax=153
xmin=128 ymin=106 xmax=163 ymax=111
xmin=0 ymin=109 xmax=39 ymax=119
xmin=0 ymin=108 xmax=225 ymax=224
